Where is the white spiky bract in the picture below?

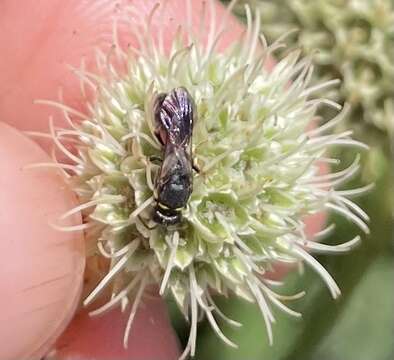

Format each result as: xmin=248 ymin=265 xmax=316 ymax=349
xmin=35 ymin=2 xmax=369 ymax=359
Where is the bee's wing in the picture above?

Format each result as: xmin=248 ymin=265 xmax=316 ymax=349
xmin=156 ymin=147 xmax=193 ymax=208
xmin=153 ymin=92 xmax=167 ymax=145
xmin=158 ymin=146 xmax=192 ymax=185
xmin=159 ymin=87 xmax=195 ymax=146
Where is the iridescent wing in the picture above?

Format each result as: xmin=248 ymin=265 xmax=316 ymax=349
xmin=154 ymin=87 xmax=195 ymax=147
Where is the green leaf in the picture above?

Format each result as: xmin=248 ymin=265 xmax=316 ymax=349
xmin=312 ymin=256 xmax=394 ymax=360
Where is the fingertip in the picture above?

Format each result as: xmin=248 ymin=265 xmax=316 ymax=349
xmin=54 ymin=295 xmax=180 ymax=360
xmin=0 ymin=122 xmax=85 ymax=360
xmin=0 ymin=0 xmax=248 ymax=141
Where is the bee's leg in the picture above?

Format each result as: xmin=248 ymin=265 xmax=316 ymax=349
xmin=137 ymin=214 xmax=157 ymax=230
xmin=192 ymin=162 xmax=200 ymax=173
xmin=148 ymin=155 xmax=162 ymax=165
xmin=147 ymin=155 xmax=163 ymax=166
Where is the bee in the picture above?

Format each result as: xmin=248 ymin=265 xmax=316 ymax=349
xmin=152 ymin=87 xmax=196 ymax=225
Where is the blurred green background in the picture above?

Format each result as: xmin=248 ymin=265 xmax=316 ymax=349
xmin=168 ymin=1 xmax=394 ymax=359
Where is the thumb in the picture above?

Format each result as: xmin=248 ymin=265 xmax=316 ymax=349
xmin=0 ymin=122 xmax=84 ymax=360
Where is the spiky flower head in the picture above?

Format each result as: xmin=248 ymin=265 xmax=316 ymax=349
xmin=36 ymin=2 xmax=369 ymax=359
xmin=228 ymin=0 xmax=394 ymax=133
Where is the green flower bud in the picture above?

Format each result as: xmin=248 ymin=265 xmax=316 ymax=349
xmin=230 ymin=0 xmax=394 ymax=132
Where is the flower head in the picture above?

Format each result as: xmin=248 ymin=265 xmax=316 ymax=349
xmin=231 ymin=0 xmax=394 ymax=132
xmin=37 ymin=1 xmax=369 ymax=358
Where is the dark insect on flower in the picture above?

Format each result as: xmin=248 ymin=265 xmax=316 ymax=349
xmin=152 ymin=87 xmax=196 ymax=225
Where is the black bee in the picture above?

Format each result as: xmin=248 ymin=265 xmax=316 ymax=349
xmin=152 ymin=87 xmax=196 ymax=225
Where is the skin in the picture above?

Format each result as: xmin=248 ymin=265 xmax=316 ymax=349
xmin=0 ymin=1 xmax=325 ymax=359
xmin=0 ymin=122 xmax=84 ymax=360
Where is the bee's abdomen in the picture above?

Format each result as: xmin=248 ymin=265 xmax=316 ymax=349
xmin=153 ymin=204 xmax=182 ymax=225
xmin=157 ymin=172 xmax=192 ymax=209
